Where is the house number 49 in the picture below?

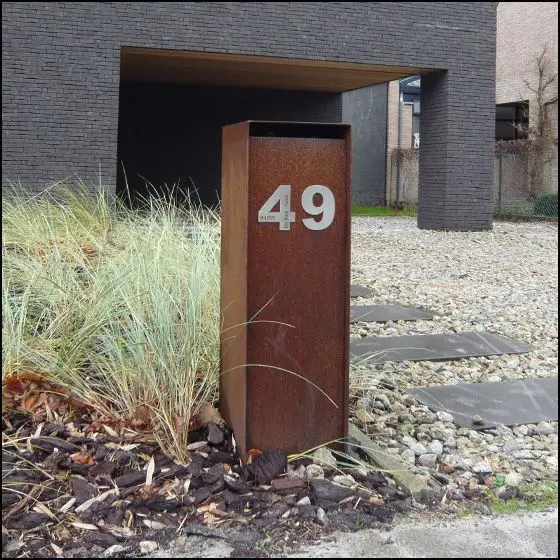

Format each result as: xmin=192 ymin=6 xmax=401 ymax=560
xmin=258 ymin=185 xmax=335 ymax=231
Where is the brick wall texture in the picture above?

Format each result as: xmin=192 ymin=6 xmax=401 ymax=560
xmin=496 ymin=2 xmax=558 ymax=138
xmin=2 ymin=2 xmax=497 ymax=230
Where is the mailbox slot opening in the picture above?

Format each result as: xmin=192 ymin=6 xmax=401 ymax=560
xmin=249 ymin=122 xmax=349 ymax=139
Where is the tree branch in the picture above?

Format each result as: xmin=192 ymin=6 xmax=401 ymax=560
xmin=523 ymin=79 xmax=540 ymax=95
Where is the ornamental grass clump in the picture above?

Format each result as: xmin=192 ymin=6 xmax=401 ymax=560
xmin=2 ymin=183 xmax=220 ymax=463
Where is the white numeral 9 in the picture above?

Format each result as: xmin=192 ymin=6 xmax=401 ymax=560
xmin=301 ymin=185 xmax=335 ymax=231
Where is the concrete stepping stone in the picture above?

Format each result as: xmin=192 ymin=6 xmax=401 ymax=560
xmin=350 ymin=304 xmax=433 ymax=323
xmin=409 ymin=377 xmax=558 ymax=429
xmin=350 ymin=331 xmax=534 ymax=363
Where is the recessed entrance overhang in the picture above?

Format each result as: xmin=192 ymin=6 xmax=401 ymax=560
xmin=120 ymin=47 xmax=431 ymax=92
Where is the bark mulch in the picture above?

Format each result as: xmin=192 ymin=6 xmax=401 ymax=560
xmin=1 ymin=408 xmax=421 ymax=558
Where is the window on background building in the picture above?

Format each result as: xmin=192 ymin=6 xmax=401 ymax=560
xmin=400 ymin=75 xmax=421 ymax=148
xmin=495 ymin=101 xmax=529 ymax=140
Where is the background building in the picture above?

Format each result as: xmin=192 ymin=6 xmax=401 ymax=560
xmin=2 ymin=2 xmax=497 ymax=230
xmin=384 ymin=1 xmax=558 ymax=215
xmin=496 ymin=2 xmax=558 ymax=140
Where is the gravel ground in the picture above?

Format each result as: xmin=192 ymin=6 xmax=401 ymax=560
xmin=349 ymin=217 xmax=558 ymax=495
xmin=2 ymin=216 xmax=557 ymax=560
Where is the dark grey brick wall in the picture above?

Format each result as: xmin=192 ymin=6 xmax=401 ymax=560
xmin=342 ymin=84 xmax=388 ymax=207
xmin=117 ymin=82 xmax=342 ymax=207
xmin=2 ymin=1 xmax=497 ymax=230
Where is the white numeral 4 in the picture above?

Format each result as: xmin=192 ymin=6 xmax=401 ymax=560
xmin=257 ymin=184 xmax=296 ymax=231
xmin=258 ymin=185 xmax=335 ymax=231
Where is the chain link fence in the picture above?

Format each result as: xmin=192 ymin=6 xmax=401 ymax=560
xmin=387 ymin=148 xmax=419 ymax=209
xmin=495 ymin=139 xmax=558 ymax=218
xmin=388 ymin=141 xmax=558 ymax=218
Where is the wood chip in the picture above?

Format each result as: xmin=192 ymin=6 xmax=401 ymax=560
xmin=338 ymin=496 xmax=355 ymax=505
xmin=271 ymin=477 xmax=307 ymax=491
xmin=59 ymin=498 xmax=76 ymax=513
xmin=71 ymin=522 xmax=99 ymax=531
xmin=183 ymin=479 xmax=191 ymax=494
xmin=75 ymin=488 xmax=119 ymax=514
xmin=142 ymin=519 xmax=167 ymax=530
xmin=103 ymin=524 xmax=136 ymax=538
xmin=242 ymin=449 xmax=287 ymax=484
xmin=31 ymin=436 xmax=79 ymax=453
xmin=102 ymin=424 xmax=120 ymax=438
xmin=32 ymin=503 xmax=57 ymax=519
xmin=114 ymin=470 xmax=148 ymax=488
xmin=186 ymin=441 xmax=209 ymax=451
xmin=145 ymin=456 xmax=155 ymax=487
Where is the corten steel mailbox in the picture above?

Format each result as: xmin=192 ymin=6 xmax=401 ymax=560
xmin=220 ymin=121 xmax=351 ymax=461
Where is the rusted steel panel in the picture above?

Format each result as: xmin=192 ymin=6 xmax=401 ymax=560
xmin=220 ymin=121 xmax=250 ymax=454
xmin=220 ymin=121 xmax=351 ymax=461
